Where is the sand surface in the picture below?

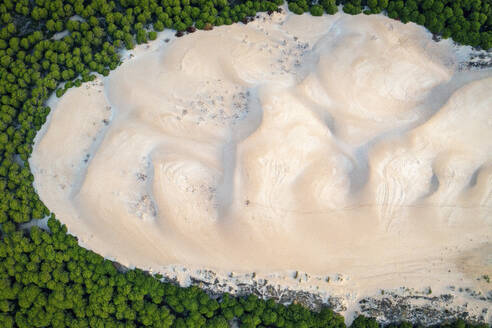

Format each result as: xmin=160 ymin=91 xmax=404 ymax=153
xmin=31 ymin=11 xmax=491 ymax=321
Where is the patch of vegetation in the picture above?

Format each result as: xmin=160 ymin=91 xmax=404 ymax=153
xmin=0 ymin=0 xmax=490 ymax=327
xmin=0 ymin=217 xmax=348 ymax=327
xmin=287 ymin=0 xmax=492 ymax=49
xmin=352 ymin=317 xmax=490 ymax=328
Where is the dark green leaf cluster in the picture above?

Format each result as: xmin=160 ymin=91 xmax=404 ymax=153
xmin=285 ymin=0 xmax=492 ymax=49
xmin=0 ymin=0 xmax=490 ymax=327
xmin=0 ymin=218 xmax=489 ymax=328
xmin=351 ymin=316 xmax=490 ymax=328
xmin=0 ymin=217 xmax=348 ymax=327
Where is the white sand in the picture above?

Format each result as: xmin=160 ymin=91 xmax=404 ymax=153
xmin=31 ymin=11 xmax=492 ymax=321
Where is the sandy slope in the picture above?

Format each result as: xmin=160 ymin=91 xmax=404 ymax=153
xmin=30 ymin=11 xmax=492 ymax=321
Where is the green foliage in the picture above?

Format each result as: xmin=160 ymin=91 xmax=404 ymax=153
xmin=310 ymin=5 xmax=324 ymax=16
xmin=351 ymin=316 xmax=379 ymax=328
xmin=284 ymin=0 xmax=491 ymax=50
xmin=148 ymin=31 xmax=158 ymax=40
xmin=321 ymin=0 xmax=338 ymax=15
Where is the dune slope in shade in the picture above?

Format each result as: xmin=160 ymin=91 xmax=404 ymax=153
xmin=31 ymin=12 xmax=491 ymax=316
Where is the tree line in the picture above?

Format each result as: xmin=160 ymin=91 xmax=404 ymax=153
xmin=287 ymin=0 xmax=491 ymax=49
xmin=0 ymin=219 xmax=489 ymax=327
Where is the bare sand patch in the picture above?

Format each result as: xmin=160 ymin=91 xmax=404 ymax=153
xmin=30 ymin=11 xmax=492 ymax=321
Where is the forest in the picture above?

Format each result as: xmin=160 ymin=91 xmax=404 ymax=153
xmin=0 ymin=0 xmax=490 ymax=327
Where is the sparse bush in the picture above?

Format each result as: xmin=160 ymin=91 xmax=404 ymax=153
xmin=310 ymin=5 xmax=324 ymax=16
xmin=284 ymin=0 xmax=491 ymax=50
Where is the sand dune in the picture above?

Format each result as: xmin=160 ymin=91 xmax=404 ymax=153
xmin=31 ymin=11 xmax=491 ymax=319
